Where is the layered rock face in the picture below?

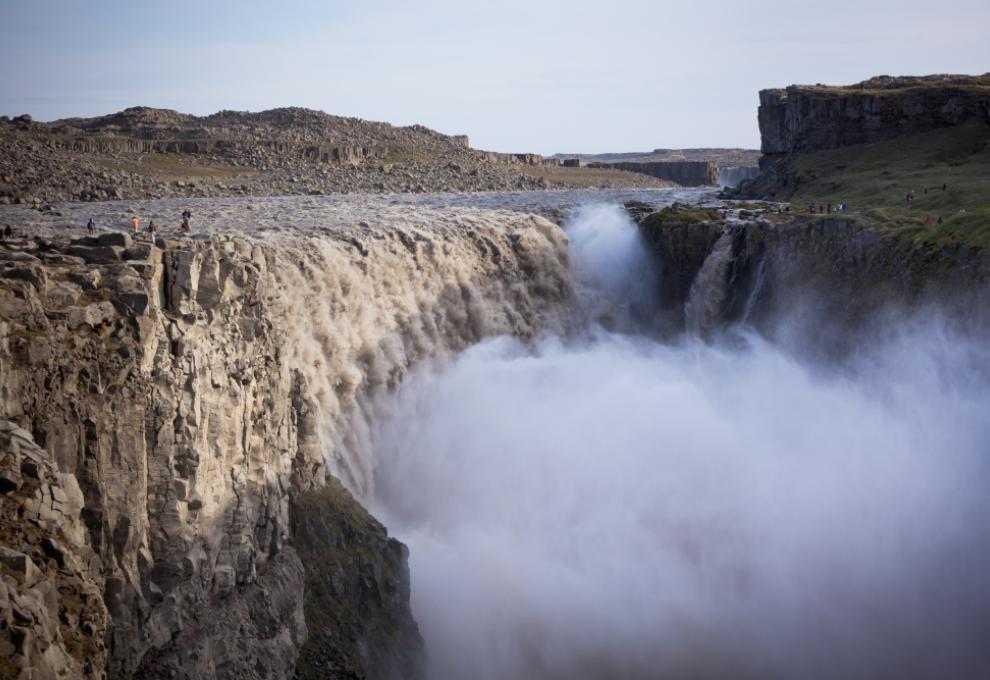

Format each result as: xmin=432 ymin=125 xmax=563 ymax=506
xmin=1 ymin=423 xmax=107 ymax=680
xmin=0 ymin=207 xmax=572 ymax=679
xmin=586 ymin=161 xmax=717 ymax=186
xmin=634 ymin=205 xmax=990 ymax=344
xmin=757 ymin=74 xmax=990 ymax=155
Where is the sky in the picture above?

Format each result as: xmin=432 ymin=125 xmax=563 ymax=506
xmin=0 ymin=0 xmax=987 ymax=153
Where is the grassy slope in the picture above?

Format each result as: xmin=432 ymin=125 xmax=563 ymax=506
xmin=783 ymin=119 xmax=990 ymax=249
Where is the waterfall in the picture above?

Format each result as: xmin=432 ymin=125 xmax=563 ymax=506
xmin=266 ymin=209 xmax=573 ymax=495
xmin=740 ymin=255 xmax=767 ymax=324
xmin=371 ymin=202 xmax=990 ymax=680
xmin=684 ymin=231 xmax=734 ymax=337
xmin=717 ymin=165 xmax=759 ymax=188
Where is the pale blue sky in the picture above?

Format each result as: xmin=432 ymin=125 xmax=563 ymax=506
xmin=1 ymin=0 xmax=987 ymax=153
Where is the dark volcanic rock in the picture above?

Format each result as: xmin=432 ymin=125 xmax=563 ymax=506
xmin=758 ymin=74 xmax=990 ymax=155
xmin=291 ymin=479 xmax=424 ymax=680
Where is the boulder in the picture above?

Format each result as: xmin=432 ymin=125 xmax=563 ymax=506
xmin=0 ymin=548 xmax=40 ymax=586
xmin=65 ymin=245 xmax=123 ymax=264
xmin=96 ymin=232 xmax=133 ymax=248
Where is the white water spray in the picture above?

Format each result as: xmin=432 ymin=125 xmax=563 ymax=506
xmin=371 ymin=205 xmax=990 ymax=679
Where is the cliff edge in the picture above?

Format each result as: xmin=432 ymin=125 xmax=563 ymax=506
xmin=757 ymin=74 xmax=990 ymax=155
xmin=734 ymin=74 xmax=990 ymax=202
xmin=0 ymin=203 xmax=573 ymax=679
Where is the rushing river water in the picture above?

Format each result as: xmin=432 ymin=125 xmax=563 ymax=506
xmin=370 ymin=203 xmax=990 ymax=679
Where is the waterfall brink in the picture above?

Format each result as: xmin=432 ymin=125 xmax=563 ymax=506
xmin=267 ymin=208 xmax=573 ymax=495
xmin=684 ymin=231 xmax=733 ymax=337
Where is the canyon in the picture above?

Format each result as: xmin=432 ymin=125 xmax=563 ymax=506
xmin=2 ymin=185 xmax=987 ymax=679
xmin=0 ymin=196 xmax=574 ymax=679
xmin=1 ymin=73 xmax=989 ymax=680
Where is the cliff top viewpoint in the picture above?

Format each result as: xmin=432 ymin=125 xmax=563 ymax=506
xmin=762 ymin=73 xmax=990 ymax=99
xmin=757 ymin=72 xmax=990 ymax=156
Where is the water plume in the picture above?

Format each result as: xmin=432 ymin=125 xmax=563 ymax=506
xmin=371 ymin=205 xmax=990 ymax=679
xmin=266 ymin=208 xmax=572 ymax=493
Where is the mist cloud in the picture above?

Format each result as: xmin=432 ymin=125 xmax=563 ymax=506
xmin=370 ymin=206 xmax=990 ymax=679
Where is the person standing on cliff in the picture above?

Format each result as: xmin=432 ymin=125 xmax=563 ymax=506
xmin=87 ymin=218 xmax=96 ymax=234
xmin=131 ymin=215 xmax=139 ymax=233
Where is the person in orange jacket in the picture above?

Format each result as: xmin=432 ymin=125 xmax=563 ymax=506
xmin=131 ymin=215 xmax=139 ymax=232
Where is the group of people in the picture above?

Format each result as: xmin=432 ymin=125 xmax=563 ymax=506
xmin=89 ymin=210 xmax=194 ymax=238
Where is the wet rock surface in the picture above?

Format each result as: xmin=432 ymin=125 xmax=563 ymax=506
xmin=0 ymin=198 xmax=576 ymax=679
xmin=632 ymin=203 xmax=990 ymax=346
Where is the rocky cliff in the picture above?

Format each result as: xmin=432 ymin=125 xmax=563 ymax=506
xmin=0 ymin=205 xmax=572 ymax=679
xmin=633 ymin=204 xmax=990 ymax=346
xmin=731 ymin=74 xmax=990 ymax=200
xmin=0 ymin=106 xmax=667 ymax=205
xmin=587 ymin=161 xmax=717 ymax=187
xmin=757 ymin=74 xmax=990 ymax=155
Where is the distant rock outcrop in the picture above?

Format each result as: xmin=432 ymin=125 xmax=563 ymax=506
xmin=587 ymin=160 xmax=718 ymax=186
xmin=629 ymin=203 xmax=990 ymax=344
xmin=1 ymin=106 xmax=660 ymax=204
xmin=758 ymin=74 xmax=990 ymax=155
xmin=730 ymin=73 xmax=990 ymax=199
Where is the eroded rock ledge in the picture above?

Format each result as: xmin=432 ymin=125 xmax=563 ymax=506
xmin=631 ymin=203 xmax=990 ymax=346
xmin=0 ymin=208 xmax=572 ymax=679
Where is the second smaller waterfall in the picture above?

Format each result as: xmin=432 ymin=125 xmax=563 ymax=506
xmin=684 ymin=231 xmax=734 ymax=337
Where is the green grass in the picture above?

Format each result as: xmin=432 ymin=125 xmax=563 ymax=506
xmin=783 ymin=119 xmax=990 ymax=249
xmin=641 ymin=204 xmax=722 ymax=229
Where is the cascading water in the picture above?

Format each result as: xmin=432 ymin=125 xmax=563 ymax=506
xmin=740 ymin=255 xmax=767 ymax=324
xmin=717 ymin=165 xmax=760 ymax=188
xmin=265 ymin=207 xmax=573 ymax=494
xmin=370 ymin=202 xmax=990 ymax=679
xmin=683 ymin=231 xmax=734 ymax=337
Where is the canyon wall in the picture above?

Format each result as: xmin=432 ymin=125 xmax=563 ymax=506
xmin=0 ymin=210 xmax=572 ymax=679
xmin=730 ymin=74 xmax=990 ymax=199
xmin=635 ymin=206 xmax=990 ymax=344
xmin=758 ymin=75 xmax=990 ymax=155
xmin=587 ymin=161 xmax=717 ymax=186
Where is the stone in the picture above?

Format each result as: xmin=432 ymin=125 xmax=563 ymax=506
xmin=65 ymin=245 xmax=123 ymax=264
xmin=123 ymin=243 xmax=153 ymax=260
xmin=0 ymin=464 xmax=21 ymax=492
xmin=68 ymin=269 xmax=101 ymax=289
xmin=0 ymin=548 xmax=40 ymax=586
xmin=0 ymin=214 xmax=574 ymax=680
xmin=96 ymin=232 xmax=133 ymax=248
xmin=1 ymin=265 xmax=47 ymax=291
